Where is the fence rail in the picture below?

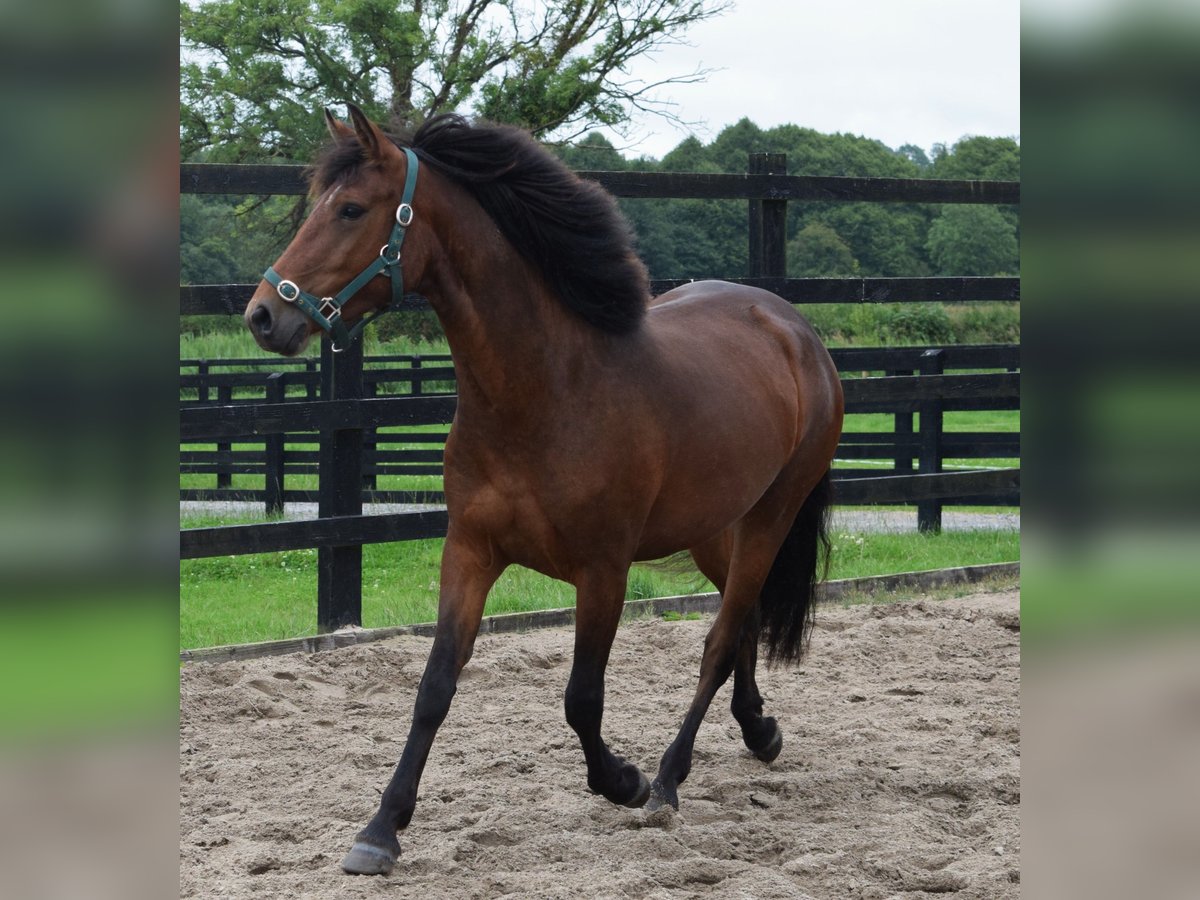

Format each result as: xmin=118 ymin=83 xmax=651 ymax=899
xmin=181 ymin=163 xmax=1020 ymax=204
xmin=180 ymin=153 xmax=1020 ymax=632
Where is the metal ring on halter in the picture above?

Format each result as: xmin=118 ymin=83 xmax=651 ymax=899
xmin=380 ymin=244 xmax=401 ymax=264
xmin=318 ymin=298 xmax=341 ymax=321
xmin=395 ymin=203 xmax=414 ymax=227
xmin=276 ymin=279 xmax=301 ymax=303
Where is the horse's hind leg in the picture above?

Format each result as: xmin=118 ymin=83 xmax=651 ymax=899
xmin=649 ymin=526 xmax=786 ymax=811
xmin=564 ymin=564 xmax=651 ymax=807
xmin=341 ymin=530 xmax=502 ymax=876
xmin=730 ymin=609 xmax=783 ymax=761
xmin=690 ymin=535 xmax=781 ymax=762
xmin=652 ymin=466 xmax=830 ymax=811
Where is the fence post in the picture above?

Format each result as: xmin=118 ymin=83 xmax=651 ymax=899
xmin=748 ymin=152 xmax=788 ymax=277
xmin=264 ymin=372 xmax=285 ymax=517
xmin=216 ymin=383 xmax=232 ymax=489
xmin=890 ymin=368 xmax=915 ymax=474
xmin=197 ymin=359 xmax=209 ymax=405
xmin=316 ymin=338 xmax=364 ymax=632
xmin=917 ymin=349 xmax=945 ymax=533
xmin=412 ymin=355 xmax=423 ymax=397
xmin=363 ymin=375 xmax=378 ymax=495
xmin=305 ymin=357 xmax=317 ymax=400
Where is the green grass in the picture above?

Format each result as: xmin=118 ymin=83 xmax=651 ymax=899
xmin=801 ymin=302 xmax=1019 ymax=347
xmin=0 ymin=591 xmax=177 ymax=741
xmin=827 ymin=526 xmax=1017 ymax=578
xmin=179 ymin=523 xmax=1018 ymax=650
xmin=1021 ymin=541 xmax=1198 ymax=640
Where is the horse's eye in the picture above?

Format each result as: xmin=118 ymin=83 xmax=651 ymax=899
xmin=339 ymin=204 xmax=365 ymax=221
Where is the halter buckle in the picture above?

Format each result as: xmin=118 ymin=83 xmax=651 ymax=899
xmin=276 ymin=279 xmax=300 ymax=303
xmin=396 ymin=203 xmax=414 ymax=227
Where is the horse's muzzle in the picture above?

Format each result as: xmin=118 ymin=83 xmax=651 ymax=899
xmin=245 ymin=293 xmax=312 ymax=356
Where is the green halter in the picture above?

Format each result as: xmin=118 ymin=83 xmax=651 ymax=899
xmin=263 ymin=147 xmax=419 ymax=352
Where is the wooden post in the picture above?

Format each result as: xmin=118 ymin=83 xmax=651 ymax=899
xmin=305 ymin=357 xmax=317 ymax=400
xmin=264 ymin=372 xmax=285 ymax=517
xmin=890 ymin=368 xmax=915 ymax=474
xmin=316 ymin=338 xmax=364 ymax=632
xmin=917 ymin=349 xmax=945 ymax=533
xmin=216 ymin=384 xmax=232 ymax=489
xmin=197 ymin=359 xmax=210 ymax=405
xmin=748 ymin=152 xmax=788 ymax=277
xmin=411 ymin=355 xmax=423 ymax=397
xmin=362 ymin=376 xmax=378 ymax=495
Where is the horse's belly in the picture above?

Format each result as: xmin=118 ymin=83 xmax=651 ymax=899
xmin=635 ymin=437 xmax=792 ymax=559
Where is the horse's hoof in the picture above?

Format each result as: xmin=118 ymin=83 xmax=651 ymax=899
xmin=621 ymin=767 xmax=652 ymax=808
xmin=645 ymin=778 xmax=679 ymax=813
xmin=340 ymin=841 xmax=397 ymax=876
xmin=753 ymin=723 xmax=783 ymax=763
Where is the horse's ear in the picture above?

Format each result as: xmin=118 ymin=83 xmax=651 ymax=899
xmin=324 ymin=108 xmax=355 ymax=141
xmin=347 ymin=103 xmax=385 ymax=160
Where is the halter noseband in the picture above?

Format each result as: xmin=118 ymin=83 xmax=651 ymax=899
xmin=263 ymin=147 xmax=419 ymax=352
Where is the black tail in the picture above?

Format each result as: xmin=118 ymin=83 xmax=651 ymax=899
xmin=760 ymin=470 xmax=833 ymax=666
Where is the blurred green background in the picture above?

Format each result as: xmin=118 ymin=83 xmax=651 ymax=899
xmin=1022 ymin=3 xmax=1200 ymax=899
xmin=0 ymin=1 xmax=177 ymax=897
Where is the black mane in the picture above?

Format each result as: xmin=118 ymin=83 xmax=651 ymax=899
xmin=311 ymin=114 xmax=649 ymax=334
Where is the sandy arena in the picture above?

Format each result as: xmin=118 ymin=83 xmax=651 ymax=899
xmin=180 ymin=587 xmax=1020 ymax=898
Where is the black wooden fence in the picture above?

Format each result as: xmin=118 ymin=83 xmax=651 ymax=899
xmin=180 ymin=344 xmax=1019 ymax=513
xmin=180 ymin=154 xmax=1020 ymax=632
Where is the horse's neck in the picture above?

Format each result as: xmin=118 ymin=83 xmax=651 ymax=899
xmin=419 ymin=210 xmax=594 ymax=425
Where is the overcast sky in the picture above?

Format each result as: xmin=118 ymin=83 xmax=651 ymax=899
xmin=596 ymin=0 xmax=1020 ymax=160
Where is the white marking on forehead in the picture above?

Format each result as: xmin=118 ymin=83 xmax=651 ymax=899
xmin=323 ymin=186 xmax=343 ymax=208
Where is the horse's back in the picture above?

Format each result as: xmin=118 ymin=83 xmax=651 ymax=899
xmin=649 ymin=280 xmax=820 ymax=349
xmin=645 ymin=280 xmax=837 ymax=397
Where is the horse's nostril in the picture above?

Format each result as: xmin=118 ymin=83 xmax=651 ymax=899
xmin=250 ymin=304 xmax=272 ymax=335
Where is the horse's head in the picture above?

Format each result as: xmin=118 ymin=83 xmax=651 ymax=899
xmin=245 ymin=105 xmax=420 ymax=356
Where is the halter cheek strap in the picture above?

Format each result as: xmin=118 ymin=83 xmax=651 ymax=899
xmin=263 ymin=147 xmax=419 ymax=352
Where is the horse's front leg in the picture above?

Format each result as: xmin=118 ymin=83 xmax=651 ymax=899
xmin=564 ymin=565 xmax=651 ymax=808
xmin=341 ymin=531 xmax=502 ymax=876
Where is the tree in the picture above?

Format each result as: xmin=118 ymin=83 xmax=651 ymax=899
xmin=180 ymin=193 xmax=298 ymax=284
xmin=815 ymin=203 xmax=932 ymax=277
xmin=556 ymin=132 xmax=629 ymax=171
xmin=658 ymin=135 xmax=707 ymax=172
xmin=181 ymin=0 xmax=730 ymax=162
xmin=787 ymin=223 xmax=859 ymax=277
xmin=897 ymin=143 xmax=931 ymax=170
xmin=926 ymin=205 xmax=1018 ymax=276
xmin=931 ymin=135 xmax=1020 ymax=243
xmin=930 ymin=136 xmax=1020 ymax=182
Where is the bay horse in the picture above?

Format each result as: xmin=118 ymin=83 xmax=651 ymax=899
xmin=244 ymin=106 xmax=844 ymax=876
